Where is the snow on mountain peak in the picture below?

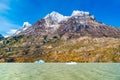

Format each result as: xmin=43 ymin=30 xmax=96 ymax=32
xmin=71 ymin=10 xmax=90 ymax=16
xmin=44 ymin=10 xmax=93 ymax=29
xmin=21 ymin=22 xmax=32 ymax=31
xmin=23 ymin=22 xmax=31 ymax=27
xmin=44 ymin=10 xmax=92 ymax=23
xmin=44 ymin=11 xmax=69 ymax=23
xmin=14 ymin=22 xmax=31 ymax=35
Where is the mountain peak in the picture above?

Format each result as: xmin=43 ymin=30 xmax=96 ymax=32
xmin=44 ymin=11 xmax=69 ymax=23
xmin=44 ymin=10 xmax=92 ymax=23
xmin=49 ymin=11 xmax=61 ymax=15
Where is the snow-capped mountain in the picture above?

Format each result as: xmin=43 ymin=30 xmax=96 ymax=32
xmin=14 ymin=22 xmax=32 ymax=35
xmin=44 ymin=11 xmax=69 ymax=23
xmin=1 ymin=10 xmax=120 ymax=63
xmin=15 ymin=10 xmax=120 ymax=38
xmin=44 ymin=11 xmax=69 ymax=30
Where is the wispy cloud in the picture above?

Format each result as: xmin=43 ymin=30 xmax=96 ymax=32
xmin=0 ymin=17 xmax=20 ymax=31
xmin=4 ymin=29 xmax=17 ymax=38
xmin=0 ymin=1 xmax=20 ymax=37
xmin=0 ymin=16 xmax=20 ymax=37
xmin=7 ymin=29 xmax=17 ymax=35
xmin=0 ymin=3 xmax=11 ymax=14
xmin=0 ymin=3 xmax=11 ymax=10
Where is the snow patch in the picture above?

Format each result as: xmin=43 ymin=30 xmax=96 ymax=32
xmin=7 ymin=29 xmax=17 ymax=35
xmin=72 ymin=10 xmax=90 ymax=16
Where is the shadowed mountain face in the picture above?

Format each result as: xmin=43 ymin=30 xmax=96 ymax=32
xmin=0 ymin=34 xmax=4 ymax=39
xmin=15 ymin=10 xmax=120 ymax=38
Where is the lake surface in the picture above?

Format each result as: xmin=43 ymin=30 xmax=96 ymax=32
xmin=0 ymin=63 xmax=120 ymax=80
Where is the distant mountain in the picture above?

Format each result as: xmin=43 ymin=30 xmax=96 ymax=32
xmin=0 ymin=34 xmax=4 ymax=39
xmin=15 ymin=10 xmax=120 ymax=38
xmin=14 ymin=22 xmax=31 ymax=35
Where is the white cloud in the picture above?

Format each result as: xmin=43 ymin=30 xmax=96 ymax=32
xmin=7 ymin=29 xmax=17 ymax=35
xmin=4 ymin=35 xmax=10 ymax=38
xmin=0 ymin=17 xmax=20 ymax=37
xmin=0 ymin=17 xmax=20 ymax=32
xmin=3 ymin=29 xmax=17 ymax=38
xmin=0 ymin=3 xmax=11 ymax=14
xmin=0 ymin=1 xmax=20 ymax=37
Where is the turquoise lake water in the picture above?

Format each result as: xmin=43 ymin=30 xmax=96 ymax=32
xmin=0 ymin=63 xmax=120 ymax=80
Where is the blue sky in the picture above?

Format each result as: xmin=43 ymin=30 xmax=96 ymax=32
xmin=0 ymin=0 xmax=120 ymax=37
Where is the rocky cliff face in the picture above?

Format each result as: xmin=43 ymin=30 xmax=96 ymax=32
xmin=15 ymin=10 xmax=120 ymax=38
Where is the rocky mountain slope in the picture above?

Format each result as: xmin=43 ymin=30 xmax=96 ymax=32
xmin=0 ymin=10 xmax=120 ymax=62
